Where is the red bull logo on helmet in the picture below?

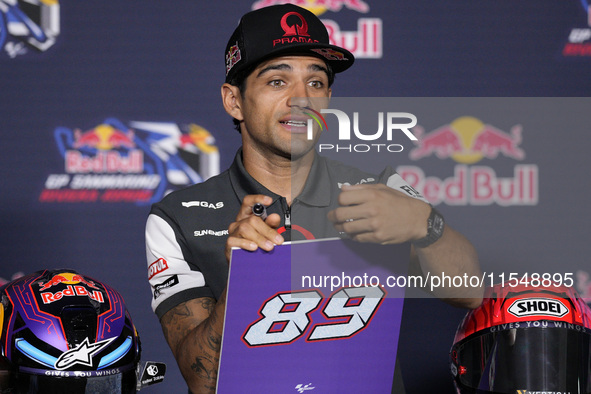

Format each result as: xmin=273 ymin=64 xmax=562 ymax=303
xmin=38 ymin=272 xmax=99 ymax=292
xmin=41 ymin=285 xmax=105 ymax=305
xmin=400 ymin=116 xmax=539 ymax=206
xmin=37 ymin=273 xmax=105 ymax=305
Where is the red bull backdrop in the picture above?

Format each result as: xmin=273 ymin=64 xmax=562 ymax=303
xmin=1 ymin=1 xmax=590 ymax=393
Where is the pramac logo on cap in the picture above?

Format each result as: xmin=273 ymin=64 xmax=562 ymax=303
xmin=281 ymin=11 xmax=309 ymax=37
xmin=273 ymin=11 xmax=319 ymax=47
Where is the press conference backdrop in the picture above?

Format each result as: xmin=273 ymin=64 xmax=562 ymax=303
xmin=1 ymin=1 xmax=590 ymax=393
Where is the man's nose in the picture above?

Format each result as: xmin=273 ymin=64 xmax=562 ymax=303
xmin=287 ymin=83 xmax=311 ymax=108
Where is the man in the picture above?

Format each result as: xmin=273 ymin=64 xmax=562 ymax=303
xmin=145 ymin=4 xmax=482 ymax=393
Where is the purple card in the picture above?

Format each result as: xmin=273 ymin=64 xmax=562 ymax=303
xmin=217 ymin=238 xmax=409 ymax=393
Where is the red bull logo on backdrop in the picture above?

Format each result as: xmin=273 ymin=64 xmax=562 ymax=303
xmin=0 ymin=0 xmax=60 ymax=58
xmin=399 ymin=116 xmax=539 ymax=206
xmin=38 ymin=118 xmax=219 ymax=205
xmin=252 ymin=0 xmax=382 ymax=58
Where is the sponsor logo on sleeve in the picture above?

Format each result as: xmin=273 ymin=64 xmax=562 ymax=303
xmin=182 ymin=201 xmax=224 ymax=209
xmin=148 ymin=258 xmax=169 ymax=280
xmin=153 ymin=275 xmax=179 ymax=299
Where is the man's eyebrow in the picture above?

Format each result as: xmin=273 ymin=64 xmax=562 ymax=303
xmin=255 ymin=62 xmax=329 ymax=78
xmin=308 ymin=63 xmax=329 ymax=77
xmin=256 ymin=63 xmax=292 ymax=78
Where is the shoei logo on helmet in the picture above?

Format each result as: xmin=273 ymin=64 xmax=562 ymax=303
xmin=55 ymin=337 xmax=115 ymax=370
xmin=507 ymin=297 xmax=570 ymax=318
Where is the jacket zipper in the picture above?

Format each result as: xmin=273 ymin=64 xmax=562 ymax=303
xmin=281 ymin=197 xmax=291 ymax=230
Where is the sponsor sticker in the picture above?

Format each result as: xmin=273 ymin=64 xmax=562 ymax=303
xmin=507 ymin=297 xmax=570 ymax=318
xmin=153 ymin=275 xmax=179 ymax=299
xmin=148 ymin=258 xmax=169 ymax=280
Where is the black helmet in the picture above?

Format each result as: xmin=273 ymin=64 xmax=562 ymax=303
xmin=0 ymin=269 xmax=141 ymax=393
xmin=450 ymin=283 xmax=591 ymax=394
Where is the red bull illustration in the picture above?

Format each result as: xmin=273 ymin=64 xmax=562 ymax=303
xmin=38 ymin=272 xmax=99 ymax=292
xmin=38 ymin=118 xmax=220 ymax=205
xmin=73 ymin=125 xmax=135 ymax=150
xmin=37 ymin=273 xmax=104 ymax=305
xmin=471 ymin=125 xmax=524 ymax=160
xmin=409 ymin=125 xmax=463 ymax=161
xmin=402 ymin=116 xmax=538 ymax=206
xmin=410 ymin=117 xmax=524 ymax=163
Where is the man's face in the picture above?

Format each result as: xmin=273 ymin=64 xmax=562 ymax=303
xmin=238 ymin=55 xmax=331 ymax=160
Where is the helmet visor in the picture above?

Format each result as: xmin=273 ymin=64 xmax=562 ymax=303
xmin=453 ymin=323 xmax=591 ymax=393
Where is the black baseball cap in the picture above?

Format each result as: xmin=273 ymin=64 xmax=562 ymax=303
xmin=224 ymin=4 xmax=355 ymax=83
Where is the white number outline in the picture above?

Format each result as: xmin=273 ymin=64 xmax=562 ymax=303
xmin=242 ymin=286 xmax=387 ymax=347
xmin=242 ymin=290 xmax=323 ymax=347
xmin=307 ymin=286 xmax=387 ymax=342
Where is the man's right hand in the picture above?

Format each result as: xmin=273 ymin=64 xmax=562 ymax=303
xmin=225 ymin=195 xmax=284 ymax=262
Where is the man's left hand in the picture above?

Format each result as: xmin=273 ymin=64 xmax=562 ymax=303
xmin=327 ymin=183 xmax=431 ymax=244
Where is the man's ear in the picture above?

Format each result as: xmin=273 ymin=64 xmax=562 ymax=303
xmin=221 ymin=83 xmax=244 ymax=121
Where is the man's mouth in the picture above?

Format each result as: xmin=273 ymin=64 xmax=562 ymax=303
xmin=280 ymin=120 xmax=307 ymax=127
